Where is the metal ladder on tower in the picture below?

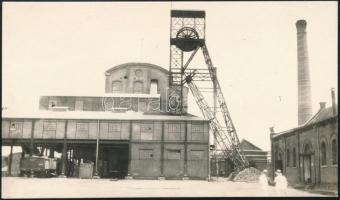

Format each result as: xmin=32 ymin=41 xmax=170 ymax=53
xmin=185 ymin=43 xmax=248 ymax=171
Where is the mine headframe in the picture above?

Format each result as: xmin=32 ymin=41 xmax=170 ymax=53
xmin=168 ymin=10 xmax=248 ymax=171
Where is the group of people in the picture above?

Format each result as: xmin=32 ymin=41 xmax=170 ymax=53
xmin=258 ymin=169 xmax=288 ymax=196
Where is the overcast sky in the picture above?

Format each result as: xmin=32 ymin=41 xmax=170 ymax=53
xmin=2 ymin=1 xmax=337 ymax=151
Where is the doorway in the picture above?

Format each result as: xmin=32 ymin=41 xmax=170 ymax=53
xmin=303 ymin=144 xmax=312 ymax=183
xmin=100 ymin=145 xmax=128 ymax=179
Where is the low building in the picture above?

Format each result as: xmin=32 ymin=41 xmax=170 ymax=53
xmin=210 ymin=139 xmax=268 ymax=177
xmin=270 ymin=102 xmax=338 ymax=187
xmin=239 ymin=139 xmax=268 ymax=171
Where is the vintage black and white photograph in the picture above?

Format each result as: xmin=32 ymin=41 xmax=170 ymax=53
xmin=1 ymin=1 xmax=338 ymax=198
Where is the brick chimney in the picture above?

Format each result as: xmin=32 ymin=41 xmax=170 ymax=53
xmin=296 ymin=20 xmax=313 ymax=125
xmin=331 ymin=88 xmax=337 ymax=116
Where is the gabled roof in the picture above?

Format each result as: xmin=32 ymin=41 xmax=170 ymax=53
xmin=273 ymin=105 xmax=338 ymax=138
xmin=240 ymin=139 xmax=262 ymax=151
xmin=304 ymin=105 xmax=338 ymax=126
xmin=105 ymin=62 xmax=169 ymax=75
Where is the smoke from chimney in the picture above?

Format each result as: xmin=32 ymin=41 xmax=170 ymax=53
xmin=296 ymin=20 xmax=313 ymax=125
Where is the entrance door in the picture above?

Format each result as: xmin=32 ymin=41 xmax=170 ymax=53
xmin=101 ymin=146 xmax=128 ymax=179
xmin=303 ymin=155 xmax=311 ymax=183
xmin=303 ymin=144 xmax=312 ymax=183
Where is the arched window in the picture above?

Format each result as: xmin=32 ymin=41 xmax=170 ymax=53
xmin=133 ymin=81 xmax=143 ymax=93
xmin=292 ymin=147 xmax=297 ymax=167
xmin=321 ymin=141 xmax=327 ymax=166
xmin=112 ymin=81 xmax=122 ymax=93
xmin=150 ymin=79 xmax=158 ymax=94
xmin=332 ymin=139 xmax=337 ymax=164
xmin=286 ymin=149 xmax=290 ymax=167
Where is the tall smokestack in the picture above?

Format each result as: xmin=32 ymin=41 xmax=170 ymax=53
xmin=296 ymin=19 xmax=313 ymax=125
xmin=331 ymin=88 xmax=336 ymax=116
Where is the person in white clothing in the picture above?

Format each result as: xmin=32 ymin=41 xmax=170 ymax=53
xmin=274 ymin=169 xmax=288 ymax=196
xmin=258 ymin=169 xmax=269 ymax=195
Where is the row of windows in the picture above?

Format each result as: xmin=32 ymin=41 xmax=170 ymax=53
xmin=139 ymin=149 xmax=204 ymax=160
xmin=285 ymin=139 xmax=338 ymax=167
xmin=320 ymin=139 xmax=338 ymax=166
xmin=7 ymin=121 xmax=205 ymax=140
xmin=112 ymin=80 xmax=159 ymax=94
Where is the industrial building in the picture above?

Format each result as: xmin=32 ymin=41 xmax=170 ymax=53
xmin=211 ymin=139 xmax=268 ymax=177
xmin=2 ymin=62 xmax=210 ymax=180
xmin=270 ymin=20 xmax=338 ymax=188
xmin=3 ymin=9 xmax=256 ymax=180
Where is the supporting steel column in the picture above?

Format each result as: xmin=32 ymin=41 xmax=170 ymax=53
xmin=183 ymin=122 xmax=188 ymax=179
xmin=93 ymin=120 xmax=100 ymax=178
xmin=180 ymin=50 xmax=184 ymax=114
xmin=160 ymin=121 xmax=165 ymax=178
xmin=126 ymin=121 xmax=133 ymax=179
xmin=8 ymin=145 xmax=13 ymax=176
xmin=59 ymin=120 xmax=68 ymax=177
xmin=30 ymin=120 xmax=35 ymax=157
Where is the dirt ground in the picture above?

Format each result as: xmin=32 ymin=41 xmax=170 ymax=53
xmin=2 ymin=177 xmax=330 ymax=198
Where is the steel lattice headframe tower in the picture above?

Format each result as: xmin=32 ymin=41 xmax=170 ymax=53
xmin=168 ymin=10 xmax=248 ymax=171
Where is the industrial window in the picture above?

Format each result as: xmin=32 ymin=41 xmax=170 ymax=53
xmin=286 ymin=149 xmax=290 ymax=167
xmin=108 ymin=122 xmax=121 ymax=139
xmin=321 ymin=142 xmax=327 ymax=166
xmin=139 ymin=149 xmax=153 ymax=160
xmin=75 ymin=100 xmax=83 ymax=111
xmin=168 ymin=123 xmax=181 ymax=133
xmin=292 ymin=147 xmax=297 ymax=167
xmin=191 ymin=123 xmax=204 ymax=140
xmin=83 ymin=101 xmax=92 ymax=111
xmin=76 ymin=122 xmax=89 ymax=134
xmin=108 ymin=122 xmax=121 ymax=132
xmin=140 ymin=123 xmax=153 ymax=140
xmin=48 ymin=99 xmax=57 ymax=109
xmin=43 ymin=120 xmax=57 ymax=136
xmin=9 ymin=121 xmax=23 ymax=137
xmin=190 ymin=150 xmax=203 ymax=160
xmin=133 ymin=81 xmax=143 ymax=94
xmin=150 ymin=80 xmax=158 ymax=94
xmin=10 ymin=121 xmax=22 ymax=131
xmin=168 ymin=123 xmax=181 ymax=140
xmin=44 ymin=121 xmax=57 ymax=130
xmin=167 ymin=149 xmax=181 ymax=160
xmin=112 ymin=81 xmax=122 ymax=93
xmin=331 ymin=139 xmax=337 ymax=164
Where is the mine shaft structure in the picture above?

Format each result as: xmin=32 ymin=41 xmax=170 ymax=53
xmin=168 ymin=10 xmax=248 ymax=171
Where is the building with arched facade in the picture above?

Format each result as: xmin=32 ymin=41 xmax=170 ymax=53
xmin=270 ymin=99 xmax=338 ymax=187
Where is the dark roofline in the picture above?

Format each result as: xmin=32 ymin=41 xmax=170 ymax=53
xmin=240 ymin=139 xmax=263 ymax=151
xmin=105 ymin=63 xmax=169 ymax=75
xmin=272 ymin=115 xmax=338 ymax=140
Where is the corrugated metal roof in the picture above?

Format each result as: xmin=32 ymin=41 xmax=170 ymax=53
xmin=2 ymin=110 xmax=207 ymax=121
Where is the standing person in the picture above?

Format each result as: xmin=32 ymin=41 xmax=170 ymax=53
xmin=258 ymin=169 xmax=269 ymax=196
xmin=274 ymin=170 xmax=288 ymax=196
